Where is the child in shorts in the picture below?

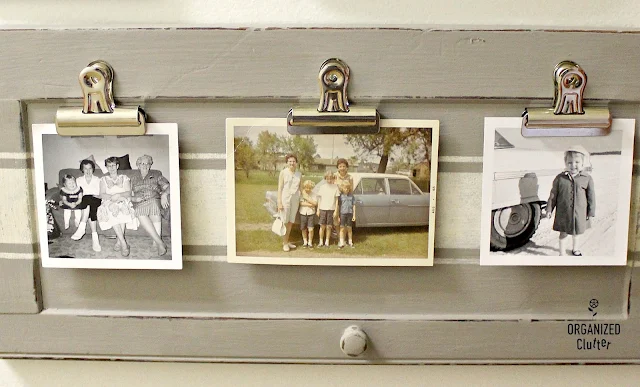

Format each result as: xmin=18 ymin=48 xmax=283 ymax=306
xmin=316 ymin=171 xmax=340 ymax=247
xmin=333 ymin=158 xmax=353 ymax=231
xmin=338 ymin=180 xmax=356 ymax=248
xmin=299 ymin=180 xmax=317 ymax=248
xmin=545 ymin=145 xmax=595 ymax=256
xmin=59 ymin=174 xmax=84 ymax=230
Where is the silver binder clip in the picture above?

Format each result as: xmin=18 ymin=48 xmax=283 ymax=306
xmin=55 ymin=60 xmax=146 ymax=136
xmin=521 ymin=61 xmax=611 ymax=137
xmin=287 ymin=58 xmax=379 ymax=135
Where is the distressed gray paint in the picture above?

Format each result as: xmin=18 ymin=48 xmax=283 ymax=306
xmin=39 ymin=261 xmax=630 ymax=319
xmin=0 ymin=29 xmax=638 ymax=362
xmin=1 ymin=30 xmax=640 ymax=100
xmin=23 ymin=100 xmax=640 ymax=157
xmin=0 ymin=271 xmax=638 ymax=362
xmin=0 ymin=258 xmax=41 ymax=313
xmin=0 ymin=100 xmax=24 ymax=153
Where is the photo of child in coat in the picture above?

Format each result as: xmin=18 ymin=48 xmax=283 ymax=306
xmin=545 ymin=145 xmax=596 ymax=256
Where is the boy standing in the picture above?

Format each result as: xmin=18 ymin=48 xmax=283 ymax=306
xmin=338 ymin=180 xmax=356 ymax=248
xmin=316 ymin=171 xmax=340 ymax=247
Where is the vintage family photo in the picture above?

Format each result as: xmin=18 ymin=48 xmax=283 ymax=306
xmin=480 ymin=117 xmax=635 ymax=266
xmin=33 ymin=123 xmax=182 ymax=269
xmin=226 ymin=118 xmax=438 ymax=266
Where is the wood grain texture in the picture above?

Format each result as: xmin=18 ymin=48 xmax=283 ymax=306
xmin=0 ymin=169 xmax=37 ymax=246
xmin=0 ymin=296 xmax=639 ymax=362
xmin=24 ymin=101 xmax=640 ymax=157
xmin=38 ymin=261 xmax=630 ymax=319
xmin=1 ymin=30 xmax=640 ymax=101
xmin=0 ymin=29 xmax=638 ymax=362
xmin=0 ymin=258 xmax=41 ymax=313
xmin=26 ymin=100 xmax=524 ymax=156
xmin=0 ymin=100 xmax=24 ymax=152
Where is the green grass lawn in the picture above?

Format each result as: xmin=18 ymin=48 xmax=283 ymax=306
xmin=236 ymin=227 xmax=429 ymax=258
xmin=234 ymin=169 xmax=429 ymax=259
xmin=234 ymin=170 xmax=325 ymax=224
xmin=235 ymin=183 xmax=276 ymax=224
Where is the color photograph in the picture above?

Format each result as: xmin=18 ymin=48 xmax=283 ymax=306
xmin=33 ymin=123 xmax=182 ymax=269
xmin=226 ymin=118 xmax=439 ymax=266
xmin=480 ymin=117 xmax=635 ymax=266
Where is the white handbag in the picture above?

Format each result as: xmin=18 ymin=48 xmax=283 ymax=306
xmin=271 ymin=212 xmax=287 ymax=236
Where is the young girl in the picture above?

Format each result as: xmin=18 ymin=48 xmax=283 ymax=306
xmin=299 ymin=180 xmax=317 ymax=248
xmin=316 ymin=171 xmax=340 ymax=247
xmin=59 ymin=174 xmax=83 ymax=230
xmin=545 ymin=145 xmax=595 ymax=256
xmin=338 ymin=180 xmax=356 ymax=248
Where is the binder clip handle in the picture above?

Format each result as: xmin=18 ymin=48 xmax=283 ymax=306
xmin=56 ymin=60 xmax=146 ymax=136
xmin=553 ymin=60 xmax=586 ymax=115
xmin=318 ymin=58 xmax=350 ymax=113
xmin=288 ymin=58 xmax=379 ymax=135
xmin=79 ymin=60 xmax=116 ymax=114
xmin=521 ymin=60 xmax=611 ymax=137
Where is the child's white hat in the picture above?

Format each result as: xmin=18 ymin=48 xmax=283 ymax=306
xmin=565 ymin=145 xmax=592 ymax=171
xmin=565 ymin=145 xmax=590 ymax=156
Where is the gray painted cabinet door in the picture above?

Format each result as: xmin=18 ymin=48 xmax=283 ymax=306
xmin=0 ymin=28 xmax=638 ymax=363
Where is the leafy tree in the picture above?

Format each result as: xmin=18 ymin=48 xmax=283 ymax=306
xmin=405 ymin=128 xmax=432 ymax=164
xmin=348 ymin=156 xmax=359 ymax=169
xmin=256 ymin=131 xmax=282 ymax=175
xmin=281 ymin=135 xmax=317 ymax=172
xmin=234 ymin=137 xmax=256 ymax=178
xmin=345 ymin=128 xmax=410 ymax=173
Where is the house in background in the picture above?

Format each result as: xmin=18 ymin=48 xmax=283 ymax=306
xmin=310 ymin=157 xmax=360 ymax=172
xmin=411 ymin=161 xmax=430 ymax=180
xmin=356 ymin=161 xmax=378 ymax=173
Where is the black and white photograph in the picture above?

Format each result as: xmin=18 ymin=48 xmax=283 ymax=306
xmin=33 ymin=123 xmax=182 ymax=269
xmin=226 ymin=118 xmax=439 ymax=266
xmin=480 ymin=117 xmax=635 ymax=266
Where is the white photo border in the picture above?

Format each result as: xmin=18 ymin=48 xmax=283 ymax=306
xmin=480 ymin=117 xmax=635 ymax=266
xmin=226 ymin=118 xmax=439 ymax=266
xmin=33 ymin=123 xmax=183 ymax=270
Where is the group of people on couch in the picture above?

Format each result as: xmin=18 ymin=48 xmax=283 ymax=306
xmin=59 ymin=155 xmax=170 ymax=257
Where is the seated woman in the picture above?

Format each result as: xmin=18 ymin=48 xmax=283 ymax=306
xmin=97 ymin=156 xmax=138 ymax=257
xmin=130 ymin=155 xmax=168 ymax=256
xmin=70 ymin=159 xmax=103 ymax=252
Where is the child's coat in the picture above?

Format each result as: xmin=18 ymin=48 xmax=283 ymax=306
xmin=547 ymin=171 xmax=595 ymax=235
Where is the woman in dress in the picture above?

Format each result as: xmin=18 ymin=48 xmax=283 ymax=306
xmin=130 ymin=155 xmax=168 ymax=256
xmin=97 ymin=156 xmax=137 ymax=257
xmin=70 ymin=159 xmax=103 ymax=252
xmin=277 ymin=153 xmax=301 ymax=252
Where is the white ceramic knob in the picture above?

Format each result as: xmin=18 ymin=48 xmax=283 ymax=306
xmin=340 ymin=325 xmax=368 ymax=357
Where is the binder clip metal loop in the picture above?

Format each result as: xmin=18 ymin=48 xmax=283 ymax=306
xmin=522 ymin=61 xmax=611 ymax=137
xmin=56 ymin=60 xmax=146 ymax=136
xmin=288 ymin=58 xmax=379 ymax=135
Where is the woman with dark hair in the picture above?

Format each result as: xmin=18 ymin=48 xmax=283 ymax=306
xmin=97 ymin=156 xmax=137 ymax=257
xmin=277 ymin=153 xmax=301 ymax=252
xmin=130 ymin=154 xmax=168 ymax=256
xmin=70 ymin=159 xmax=103 ymax=252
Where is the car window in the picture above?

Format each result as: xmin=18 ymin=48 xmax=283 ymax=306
xmin=389 ymin=178 xmax=412 ymax=195
xmin=356 ymin=178 xmax=387 ymax=195
xmin=494 ymin=131 xmax=514 ymax=149
xmin=409 ymin=180 xmax=424 ymax=195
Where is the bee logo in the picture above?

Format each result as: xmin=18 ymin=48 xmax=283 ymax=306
xmin=588 ymin=299 xmax=599 ymax=317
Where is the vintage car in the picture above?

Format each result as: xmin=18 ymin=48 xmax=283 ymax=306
xmin=490 ymin=130 xmax=567 ymax=251
xmin=264 ymin=172 xmax=430 ymax=227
